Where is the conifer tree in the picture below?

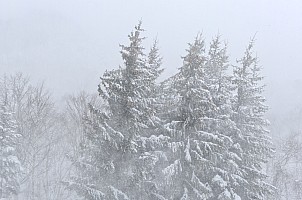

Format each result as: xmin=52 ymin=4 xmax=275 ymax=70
xmin=161 ymin=35 xmax=228 ymax=199
xmin=205 ymin=35 xmax=231 ymax=109
xmin=66 ymin=22 xmax=168 ymax=200
xmin=203 ymin=36 xmax=244 ymax=200
xmin=160 ymin=35 xmax=252 ymax=200
xmin=0 ymin=97 xmax=21 ymax=199
xmin=232 ymin=40 xmax=274 ymax=199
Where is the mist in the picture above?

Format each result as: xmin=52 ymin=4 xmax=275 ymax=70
xmin=1 ymin=1 xmax=302 ymax=199
xmin=1 ymin=1 xmax=302 ymax=106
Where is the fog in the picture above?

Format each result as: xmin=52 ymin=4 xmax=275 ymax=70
xmin=1 ymin=1 xmax=302 ymax=199
xmin=1 ymin=0 xmax=302 ymax=112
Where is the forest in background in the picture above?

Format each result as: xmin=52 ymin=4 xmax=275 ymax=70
xmin=1 ymin=23 xmax=302 ymax=200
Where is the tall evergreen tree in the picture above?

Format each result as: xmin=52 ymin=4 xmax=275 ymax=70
xmin=204 ymin=36 xmax=244 ymax=200
xmin=0 ymin=97 xmax=21 ymax=199
xmin=205 ymin=35 xmax=231 ymax=109
xmin=232 ymin=40 xmax=274 ymax=199
xmin=66 ymin=22 xmax=168 ymax=200
xmin=160 ymin=35 xmax=254 ymax=200
xmin=160 ymin=35 xmax=233 ymax=199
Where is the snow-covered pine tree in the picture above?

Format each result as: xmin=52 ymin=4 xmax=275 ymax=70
xmin=66 ymin=22 xmax=168 ymax=200
xmin=135 ymin=39 xmax=171 ymax=200
xmin=0 ymin=96 xmax=21 ymax=199
xmin=205 ymin=35 xmax=231 ymax=109
xmin=160 ymin=34 xmax=237 ymax=200
xmin=204 ymin=36 xmax=244 ymax=200
xmin=145 ymin=39 xmax=165 ymax=126
xmin=232 ymin=39 xmax=274 ymax=199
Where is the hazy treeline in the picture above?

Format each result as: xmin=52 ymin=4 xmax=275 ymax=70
xmin=1 ymin=23 xmax=301 ymax=200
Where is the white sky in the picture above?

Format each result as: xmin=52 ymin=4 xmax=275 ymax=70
xmin=0 ymin=0 xmax=302 ymax=113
